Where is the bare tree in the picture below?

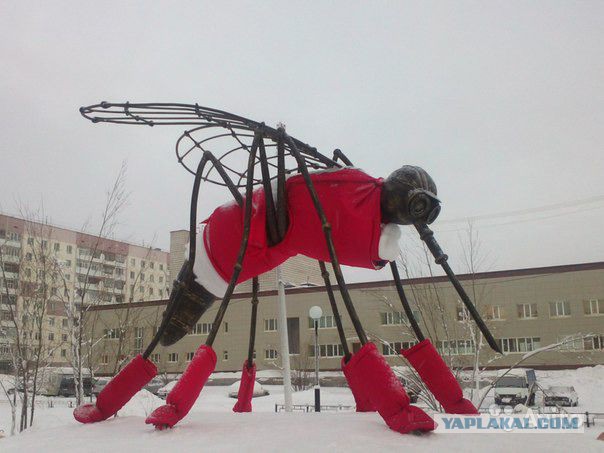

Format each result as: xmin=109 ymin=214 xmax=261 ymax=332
xmin=54 ymin=162 xmax=129 ymax=405
xmin=0 ymin=209 xmax=68 ymax=432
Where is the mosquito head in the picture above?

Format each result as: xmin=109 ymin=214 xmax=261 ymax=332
xmin=381 ymin=165 xmax=441 ymax=225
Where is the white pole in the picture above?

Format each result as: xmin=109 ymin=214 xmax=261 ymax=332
xmin=276 ymin=265 xmax=293 ymax=412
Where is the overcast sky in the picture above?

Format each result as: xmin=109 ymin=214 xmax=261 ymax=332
xmin=1 ymin=1 xmax=602 ymax=282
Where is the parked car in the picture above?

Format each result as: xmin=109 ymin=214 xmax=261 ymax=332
xmin=494 ymin=374 xmax=535 ymax=406
xmin=144 ymin=377 xmax=166 ymax=395
xmin=157 ymin=381 xmax=177 ymax=399
xmin=93 ymin=378 xmax=110 ymax=396
xmin=42 ymin=368 xmax=93 ymax=397
xmin=227 ymin=380 xmax=269 ymax=398
xmin=544 ymin=386 xmax=579 ymax=407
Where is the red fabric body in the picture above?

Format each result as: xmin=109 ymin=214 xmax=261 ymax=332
xmin=145 ymin=345 xmax=216 ymax=428
xmin=233 ymin=360 xmax=257 ymax=413
xmin=342 ymin=343 xmax=435 ymax=434
xmin=73 ymin=354 xmax=157 ymax=424
xmin=341 ymin=355 xmax=374 ymax=412
xmin=402 ymin=339 xmax=478 ymax=415
xmin=203 ymin=168 xmax=384 ymax=284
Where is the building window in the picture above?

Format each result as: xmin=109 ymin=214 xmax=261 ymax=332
xmin=151 ymin=353 xmax=161 ymax=363
xmin=517 ymin=303 xmax=538 ymax=319
xmin=499 ymin=337 xmax=541 ymax=354
xmin=456 ymin=303 xmax=470 ymax=322
xmin=131 ymin=258 xmax=135 ymax=266
xmin=265 ymin=349 xmax=278 ymax=360
xmin=380 ymin=312 xmax=404 ymax=326
xmin=27 ymin=237 xmax=34 ymax=245
xmin=223 ymin=350 xmax=228 ymax=361
xmin=192 ymin=322 xmax=213 ymax=335
xmin=62 ymin=318 xmax=69 ymax=328
xmin=186 ymin=352 xmax=195 ymax=362
xmin=130 ymin=271 xmax=135 ymax=279
xmin=149 ymin=287 xmax=154 ymax=295
xmin=308 ymin=344 xmax=344 ymax=358
xmin=584 ymin=299 xmax=603 ymax=316
xmin=48 ymin=333 xmax=55 ymax=341
xmin=485 ymin=305 xmax=503 ymax=320
xmin=308 ymin=314 xmax=336 ymax=329
xmin=167 ymin=353 xmax=179 ymax=363
xmin=48 ymin=317 xmax=55 ymax=326
xmin=160 ymin=264 xmax=164 ymax=271
xmin=583 ymin=335 xmax=604 ymax=351
xmin=549 ymin=301 xmax=571 ymax=317
xmin=103 ymin=328 xmax=122 ymax=339
xmin=100 ymin=354 xmax=108 ymax=365
xmin=54 ymin=243 xmax=60 ymax=252
xmin=26 ymin=252 xmax=32 ymax=261
xmin=134 ymin=327 xmax=144 ymax=354
xmin=382 ymin=341 xmax=418 ymax=356
xmin=150 ymin=262 xmax=154 ymax=269
xmin=149 ymin=275 xmax=154 ymax=283
xmin=264 ymin=318 xmax=278 ymax=332
xmin=141 ymin=261 xmax=146 ymax=268
xmin=436 ymin=339 xmax=476 ymax=356
xmin=62 ymin=334 xmax=68 ymax=342
xmin=67 ymin=245 xmax=72 ymax=254
xmin=159 ymin=276 xmax=164 ymax=283
xmin=140 ymin=273 xmax=145 ymax=282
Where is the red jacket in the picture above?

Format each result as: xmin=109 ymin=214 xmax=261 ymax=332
xmin=203 ymin=168 xmax=384 ymax=284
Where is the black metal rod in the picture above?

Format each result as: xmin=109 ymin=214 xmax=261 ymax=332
xmin=275 ymin=138 xmax=289 ymax=240
xmin=283 ymin=132 xmax=368 ymax=345
xmin=390 ymin=262 xmax=425 ymax=342
xmin=247 ymin=277 xmax=259 ymax=367
xmin=258 ymin=135 xmax=280 ymax=246
xmin=205 ymin=151 xmax=243 ymax=207
xmin=415 ymin=223 xmax=502 ymax=354
xmin=332 ymin=149 xmax=352 ymax=167
xmin=206 ymin=135 xmax=260 ymax=346
xmin=318 ymin=261 xmax=350 ymax=358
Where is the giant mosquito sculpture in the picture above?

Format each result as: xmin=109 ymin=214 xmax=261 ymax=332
xmin=74 ymin=102 xmax=500 ymax=434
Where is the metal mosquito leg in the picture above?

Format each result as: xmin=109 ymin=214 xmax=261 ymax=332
xmin=390 ymin=262 xmax=425 ymax=342
xmin=283 ymin=132 xmax=368 ymax=345
xmin=415 ymin=223 xmax=502 ymax=354
xmin=247 ymin=277 xmax=260 ymax=367
xmin=205 ymin=134 xmax=260 ymax=347
xmin=318 ymin=261 xmax=350 ymax=359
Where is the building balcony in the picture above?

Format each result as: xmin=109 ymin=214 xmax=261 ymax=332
xmin=2 ymin=254 xmax=20 ymax=264
xmin=76 ymin=267 xmax=103 ymax=277
xmin=4 ymin=239 xmax=21 ymax=248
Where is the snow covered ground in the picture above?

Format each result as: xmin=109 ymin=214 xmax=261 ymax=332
xmin=1 ymin=367 xmax=603 ymax=452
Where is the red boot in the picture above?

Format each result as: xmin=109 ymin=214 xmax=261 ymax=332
xmin=233 ymin=360 xmax=256 ymax=413
xmin=341 ymin=355 xmax=374 ymax=412
xmin=402 ymin=339 xmax=478 ymax=414
xmin=145 ymin=345 xmax=216 ymax=429
xmin=74 ymin=354 xmax=157 ymax=423
xmin=342 ymin=343 xmax=435 ymax=434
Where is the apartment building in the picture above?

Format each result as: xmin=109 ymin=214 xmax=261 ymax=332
xmin=86 ymin=261 xmax=604 ymax=376
xmin=0 ymin=213 xmax=170 ymax=371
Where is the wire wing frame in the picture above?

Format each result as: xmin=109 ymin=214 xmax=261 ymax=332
xmin=80 ymin=102 xmax=341 ymax=187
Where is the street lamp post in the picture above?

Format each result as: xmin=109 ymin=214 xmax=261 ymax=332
xmin=309 ymin=305 xmax=323 ymax=413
